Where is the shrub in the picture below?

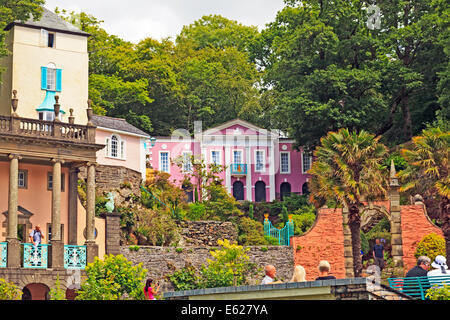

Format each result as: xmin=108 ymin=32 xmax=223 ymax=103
xmin=291 ymin=212 xmax=316 ymax=235
xmin=237 ymin=217 xmax=266 ymax=245
xmin=167 ymin=266 xmax=198 ymax=291
xmin=360 ymin=232 xmax=370 ymax=255
xmin=414 ymin=233 xmax=446 ymax=263
xmin=75 ymin=254 xmax=147 ymax=300
xmin=264 ymin=235 xmax=279 ymax=245
xmin=186 ymin=202 xmax=207 ymax=221
xmin=426 ymin=284 xmax=450 ymax=300
xmin=49 ymin=274 xmax=66 ymax=300
xmin=129 ymin=245 xmax=140 ymax=252
xmin=134 ymin=208 xmax=180 ymax=246
xmin=0 ymin=278 xmax=22 ymax=300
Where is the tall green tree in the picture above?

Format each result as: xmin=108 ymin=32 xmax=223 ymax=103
xmin=398 ymin=127 xmax=450 ymax=265
xmin=309 ymin=128 xmax=389 ymax=277
xmin=0 ymin=1 xmax=44 ymax=76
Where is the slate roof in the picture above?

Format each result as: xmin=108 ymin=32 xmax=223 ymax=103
xmin=4 ymin=7 xmax=89 ymax=36
xmin=91 ymin=115 xmax=150 ymax=138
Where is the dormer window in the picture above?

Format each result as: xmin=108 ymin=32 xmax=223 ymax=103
xmin=40 ymin=29 xmax=55 ymax=48
xmin=105 ymin=134 xmax=126 ymax=160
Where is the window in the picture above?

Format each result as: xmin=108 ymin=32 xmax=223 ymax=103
xmin=38 ymin=111 xmax=62 ymax=122
xmin=182 ymin=152 xmax=192 ymax=172
xmin=46 ymin=65 xmax=56 ymax=91
xmin=18 ymin=170 xmax=28 ymax=189
xmin=211 ymin=151 xmax=221 ymax=165
xmin=160 ymin=152 xmax=170 ymax=173
xmin=255 ymin=150 xmax=265 ymax=172
xmin=233 ymin=150 xmax=243 ymax=164
xmin=302 ymin=153 xmax=312 ymax=173
xmin=48 ymin=32 xmax=55 ymax=48
xmin=106 ymin=135 xmax=126 ymax=160
xmin=40 ymin=29 xmax=55 ymax=48
xmin=280 ymin=152 xmax=290 ymax=173
xmin=47 ymin=172 xmax=65 ymax=191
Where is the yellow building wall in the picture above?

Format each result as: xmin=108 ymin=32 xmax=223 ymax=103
xmin=0 ymin=25 xmax=89 ymax=125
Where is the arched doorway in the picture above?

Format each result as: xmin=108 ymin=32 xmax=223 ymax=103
xmin=280 ymin=182 xmax=291 ymax=201
xmin=182 ymin=184 xmax=193 ymax=203
xmin=302 ymin=182 xmax=310 ymax=195
xmin=23 ymin=283 xmax=50 ymax=300
xmin=255 ymin=181 xmax=266 ymax=202
xmin=233 ymin=181 xmax=244 ymax=201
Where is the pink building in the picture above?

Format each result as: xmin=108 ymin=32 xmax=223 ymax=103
xmin=147 ymin=119 xmax=312 ymax=202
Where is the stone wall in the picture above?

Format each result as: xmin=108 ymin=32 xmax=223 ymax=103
xmin=177 ymin=220 xmax=238 ymax=246
xmin=78 ymin=164 xmax=142 ymax=199
xmin=121 ymin=245 xmax=294 ymax=292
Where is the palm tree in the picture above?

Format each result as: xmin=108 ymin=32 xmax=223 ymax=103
xmin=398 ymin=127 xmax=450 ymax=265
xmin=309 ymin=128 xmax=389 ymax=277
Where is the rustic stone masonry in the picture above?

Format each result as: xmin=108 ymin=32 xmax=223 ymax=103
xmin=177 ymin=220 xmax=238 ymax=246
xmin=121 ymin=245 xmax=294 ymax=292
xmin=78 ymin=164 xmax=142 ymax=198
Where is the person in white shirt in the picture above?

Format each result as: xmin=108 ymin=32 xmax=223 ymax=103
xmin=427 ymin=255 xmax=449 ymax=288
xmin=261 ymin=265 xmax=283 ymax=285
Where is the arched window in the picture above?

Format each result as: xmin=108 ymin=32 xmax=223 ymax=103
xmin=106 ymin=134 xmax=125 ymax=159
xmin=302 ymin=182 xmax=310 ymax=195
xmin=233 ymin=181 xmax=244 ymax=201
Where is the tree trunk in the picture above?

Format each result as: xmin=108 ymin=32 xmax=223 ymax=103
xmin=440 ymin=197 xmax=450 ymax=267
xmin=348 ymin=204 xmax=363 ymax=277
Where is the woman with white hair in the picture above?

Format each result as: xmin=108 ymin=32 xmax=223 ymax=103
xmin=427 ymin=255 xmax=449 ymax=288
xmin=290 ymin=265 xmax=306 ymax=282
xmin=315 ymin=260 xmax=336 ymax=280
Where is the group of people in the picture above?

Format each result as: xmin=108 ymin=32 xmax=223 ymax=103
xmin=262 ymin=260 xmax=336 ymax=284
xmin=406 ymin=255 xmax=449 ymax=278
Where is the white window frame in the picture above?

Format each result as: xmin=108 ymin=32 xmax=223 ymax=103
xmin=182 ymin=151 xmax=192 ymax=173
xmin=254 ymin=149 xmax=266 ymax=173
xmin=232 ymin=149 xmax=244 ymax=164
xmin=302 ymin=152 xmax=312 ymax=174
xmin=46 ymin=63 xmax=56 ymax=91
xmin=106 ymin=134 xmax=126 ymax=160
xmin=280 ymin=151 xmax=291 ymax=174
xmin=210 ymin=150 xmax=222 ymax=165
xmin=159 ymin=151 xmax=170 ymax=173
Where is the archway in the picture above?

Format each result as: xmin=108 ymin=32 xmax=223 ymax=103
xmin=23 ymin=283 xmax=50 ymax=300
xmin=302 ymin=182 xmax=310 ymax=195
xmin=280 ymin=182 xmax=291 ymax=201
xmin=232 ymin=181 xmax=244 ymax=201
xmin=255 ymin=181 xmax=266 ymax=202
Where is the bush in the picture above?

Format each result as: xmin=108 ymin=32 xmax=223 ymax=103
xmin=186 ymin=202 xmax=207 ymax=221
xmin=237 ymin=217 xmax=266 ymax=245
xmin=414 ymin=233 xmax=446 ymax=263
xmin=360 ymin=232 xmax=370 ymax=255
xmin=291 ymin=212 xmax=316 ymax=235
xmin=134 ymin=208 xmax=180 ymax=246
xmin=75 ymin=254 xmax=147 ymax=300
xmin=264 ymin=235 xmax=279 ymax=245
xmin=426 ymin=284 xmax=450 ymax=300
xmin=0 ymin=278 xmax=22 ymax=300
xmin=167 ymin=266 xmax=198 ymax=291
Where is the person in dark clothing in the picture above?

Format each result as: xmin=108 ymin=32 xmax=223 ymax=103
xmin=405 ymin=256 xmax=431 ymax=277
xmin=315 ymin=260 xmax=336 ymax=280
xmin=372 ymin=239 xmax=385 ymax=272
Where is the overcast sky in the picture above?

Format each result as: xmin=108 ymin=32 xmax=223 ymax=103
xmin=43 ymin=0 xmax=286 ymax=43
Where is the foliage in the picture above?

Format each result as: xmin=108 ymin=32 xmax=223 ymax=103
xmin=237 ymin=217 xmax=266 ymax=245
xmin=309 ymin=128 xmax=389 ymax=277
xmin=49 ymin=274 xmax=66 ymax=300
xmin=134 ymin=207 xmax=180 ymax=246
xmin=426 ymin=284 xmax=450 ymax=300
xmin=248 ymin=203 xmax=254 ymax=220
xmin=291 ymin=212 xmax=316 ymax=236
xmin=197 ymin=239 xmax=251 ymax=288
xmin=166 ymin=265 xmax=198 ymax=291
xmin=0 ymin=278 xmax=21 ymax=300
xmin=264 ymin=236 xmax=279 ymax=246
xmin=203 ymin=184 xmax=243 ymax=221
xmin=75 ymin=254 xmax=147 ymax=300
xmin=414 ymin=233 xmax=446 ymax=263
xmin=360 ymin=232 xmax=370 ymax=256
xmin=186 ymin=202 xmax=207 ymax=221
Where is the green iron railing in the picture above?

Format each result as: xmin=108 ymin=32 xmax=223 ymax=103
xmin=387 ymin=275 xmax=450 ymax=300
xmin=263 ymin=214 xmax=294 ymax=246
xmin=64 ymin=245 xmax=87 ymax=269
xmin=23 ymin=243 xmax=50 ymax=269
xmin=0 ymin=242 xmax=6 ymax=268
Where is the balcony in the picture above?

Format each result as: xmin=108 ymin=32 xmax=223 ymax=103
xmin=230 ymin=163 xmax=247 ymax=176
xmin=0 ymin=242 xmax=87 ymax=269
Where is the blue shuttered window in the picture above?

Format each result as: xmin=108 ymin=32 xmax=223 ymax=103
xmin=41 ymin=67 xmax=47 ymax=90
xmin=41 ymin=66 xmax=62 ymax=91
xmin=56 ymin=69 xmax=62 ymax=92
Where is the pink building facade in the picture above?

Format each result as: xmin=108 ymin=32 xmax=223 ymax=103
xmin=147 ymin=119 xmax=312 ymax=202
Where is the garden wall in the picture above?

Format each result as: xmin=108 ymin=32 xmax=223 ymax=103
xmin=177 ymin=220 xmax=238 ymax=246
xmin=121 ymin=245 xmax=294 ymax=292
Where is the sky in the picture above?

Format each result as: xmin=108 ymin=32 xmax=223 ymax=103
xmin=43 ymin=0 xmax=286 ymax=43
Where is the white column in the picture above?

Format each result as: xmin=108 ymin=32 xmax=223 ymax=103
xmin=269 ymin=141 xmax=276 ymax=201
xmin=246 ymin=146 xmax=252 ymax=201
xmin=225 ymin=146 xmax=231 ymax=194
